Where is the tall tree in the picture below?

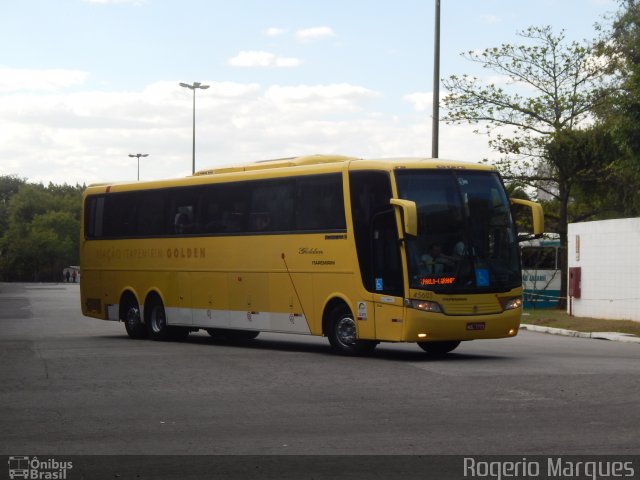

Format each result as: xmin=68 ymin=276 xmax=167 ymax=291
xmin=442 ymin=25 xmax=614 ymax=306
xmin=593 ymin=0 xmax=640 ymax=215
xmin=0 ymin=176 xmax=26 ymax=238
xmin=0 ymin=182 xmax=83 ymax=281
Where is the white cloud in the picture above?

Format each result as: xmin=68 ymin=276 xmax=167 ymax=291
xmin=265 ymin=27 xmax=286 ymax=37
xmin=296 ymin=26 xmax=335 ymax=42
xmin=266 ymin=83 xmax=379 ymax=104
xmin=404 ymin=92 xmax=433 ymax=112
xmin=480 ymin=14 xmax=501 ymax=24
xmin=0 ymin=79 xmax=496 ymax=185
xmin=0 ymin=67 xmax=89 ymax=92
xmin=228 ymin=51 xmax=301 ymax=68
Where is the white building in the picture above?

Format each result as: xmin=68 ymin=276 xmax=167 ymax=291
xmin=567 ymin=218 xmax=640 ymax=321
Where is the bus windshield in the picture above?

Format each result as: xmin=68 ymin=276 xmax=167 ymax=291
xmin=396 ymin=169 xmax=520 ymax=294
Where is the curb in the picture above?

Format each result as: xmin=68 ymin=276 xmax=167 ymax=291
xmin=520 ymin=324 xmax=640 ymax=344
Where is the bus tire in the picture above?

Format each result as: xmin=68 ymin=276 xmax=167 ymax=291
xmin=327 ymin=305 xmax=377 ymax=356
xmin=146 ymin=297 xmax=172 ymax=341
xmin=122 ymin=296 xmax=147 ymax=339
xmin=417 ymin=340 xmax=460 ymax=354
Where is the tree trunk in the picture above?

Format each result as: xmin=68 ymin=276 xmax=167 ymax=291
xmin=557 ymin=177 xmax=569 ymax=310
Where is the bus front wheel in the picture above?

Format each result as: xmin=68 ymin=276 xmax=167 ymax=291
xmin=417 ymin=340 xmax=460 ymax=355
xmin=327 ymin=306 xmax=377 ymax=356
xmin=122 ymin=296 xmax=147 ymax=339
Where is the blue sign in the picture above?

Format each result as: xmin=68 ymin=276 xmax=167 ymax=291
xmin=475 ymin=268 xmax=490 ymax=287
xmin=375 ymin=278 xmax=384 ymax=291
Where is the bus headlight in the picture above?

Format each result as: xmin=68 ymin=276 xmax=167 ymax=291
xmin=407 ymin=299 xmax=442 ymax=313
xmin=499 ymin=296 xmax=522 ymax=311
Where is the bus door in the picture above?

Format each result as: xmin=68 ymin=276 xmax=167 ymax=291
xmin=371 ymin=209 xmax=405 ymax=341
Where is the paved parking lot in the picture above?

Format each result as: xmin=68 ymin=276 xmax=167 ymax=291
xmin=1 ymin=282 xmax=639 ymax=457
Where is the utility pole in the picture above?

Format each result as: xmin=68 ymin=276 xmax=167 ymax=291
xmin=128 ymin=153 xmax=149 ymax=181
xmin=179 ymin=82 xmax=210 ymax=174
xmin=432 ymin=0 xmax=441 ymax=158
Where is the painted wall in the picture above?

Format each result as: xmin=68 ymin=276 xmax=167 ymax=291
xmin=567 ymin=218 xmax=640 ymax=321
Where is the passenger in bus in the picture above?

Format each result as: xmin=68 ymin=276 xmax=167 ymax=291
xmin=421 ymin=244 xmax=456 ymax=274
xmin=174 ymin=212 xmax=193 ymax=234
xmin=251 ymin=213 xmax=271 ymax=232
xmin=452 ymin=239 xmax=467 ymax=257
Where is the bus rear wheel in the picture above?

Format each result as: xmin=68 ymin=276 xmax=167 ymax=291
xmin=147 ymin=298 xmax=169 ymax=340
xmin=417 ymin=340 xmax=461 ymax=355
xmin=122 ymin=297 xmax=147 ymax=339
xmin=327 ymin=306 xmax=377 ymax=356
xmin=146 ymin=297 xmax=189 ymax=341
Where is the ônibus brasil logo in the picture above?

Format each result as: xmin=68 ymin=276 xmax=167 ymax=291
xmin=8 ymin=456 xmax=73 ymax=480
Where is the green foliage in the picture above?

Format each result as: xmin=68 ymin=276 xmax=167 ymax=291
xmin=592 ymin=0 xmax=640 ymax=216
xmin=443 ymin=26 xmax=614 ymax=194
xmin=0 ymin=176 xmax=26 ymax=238
xmin=441 ymin=25 xmax=621 ymax=306
xmin=554 ymin=128 xmax=640 ymax=218
xmin=0 ymin=176 xmax=84 ymax=281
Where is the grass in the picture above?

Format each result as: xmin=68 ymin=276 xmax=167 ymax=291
xmin=522 ymin=309 xmax=640 ymax=336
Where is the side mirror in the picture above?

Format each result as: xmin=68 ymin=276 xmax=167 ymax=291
xmin=510 ymin=198 xmax=544 ymax=236
xmin=390 ymin=199 xmax=418 ymax=237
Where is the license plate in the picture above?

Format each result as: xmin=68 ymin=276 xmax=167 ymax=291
xmin=466 ymin=322 xmax=485 ymax=331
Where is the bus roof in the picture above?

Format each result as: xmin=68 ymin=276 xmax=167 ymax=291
xmin=193 ymin=154 xmax=355 ymax=175
xmin=84 ymin=155 xmax=496 ymax=195
xmin=194 ymin=155 xmax=496 ymax=176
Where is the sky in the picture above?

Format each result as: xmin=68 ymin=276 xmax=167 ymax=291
xmin=0 ymin=0 xmax=619 ymax=185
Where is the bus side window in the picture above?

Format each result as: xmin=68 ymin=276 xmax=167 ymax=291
xmin=199 ymin=197 xmax=224 ymax=233
xmin=103 ymin=193 xmax=136 ymax=237
xmin=84 ymin=196 xmax=104 ymax=238
xmin=248 ymin=178 xmax=294 ymax=233
xmin=296 ymin=174 xmax=345 ymax=231
xmin=169 ymin=188 xmax=198 ymax=235
xmin=137 ymin=191 xmax=164 ymax=236
xmin=218 ymin=183 xmax=249 ymax=234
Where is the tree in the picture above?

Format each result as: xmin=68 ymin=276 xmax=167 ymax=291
xmin=442 ymin=25 xmax=615 ymax=306
xmin=0 ymin=182 xmax=83 ymax=281
xmin=592 ymin=0 xmax=640 ymax=215
xmin=0 ymin=176 xmax=26 ymax=238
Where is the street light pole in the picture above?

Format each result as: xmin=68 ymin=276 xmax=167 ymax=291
xmin=128 ymin=153 xmax=149 ymax=181
xmin=179 ymin=81 xmax=210 ymax=174
xmin=432 ymin=0 xmax=441 ymax=158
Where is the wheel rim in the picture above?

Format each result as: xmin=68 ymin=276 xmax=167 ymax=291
xmin=150 ymin=305 xmax=166 ymax=333
xmin=336 ymin=315 xmax=357 ymax=346
xmin=126 ymin=306 xmax=140 ymax=328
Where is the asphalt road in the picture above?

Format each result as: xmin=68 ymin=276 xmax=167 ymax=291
xmin=1 ymin=282 xmax=639 ymax=456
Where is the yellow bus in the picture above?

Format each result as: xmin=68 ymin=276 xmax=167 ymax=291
xmin=80 ymin=154 xmax=543 ymax=355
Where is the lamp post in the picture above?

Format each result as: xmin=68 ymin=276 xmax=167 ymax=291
xmin=128 ymin=153 xmax=149 ymax=181
xmin=179 ymin=81 xmax=210 ymax=174
xmin=432 ymin=0 xmax=441 ymax=158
